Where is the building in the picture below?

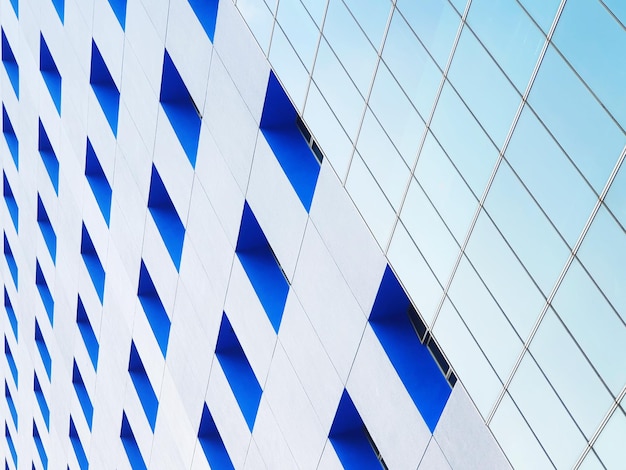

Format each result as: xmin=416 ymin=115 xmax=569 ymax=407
xmin=1 ymin=0 xmax=624 ymax=468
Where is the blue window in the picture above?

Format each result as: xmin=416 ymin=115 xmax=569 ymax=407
xmin=329 ymin=390 xmax=387 ymax=470
xmin=85 ymin=138 xmax=112 ymax=225
xmin=37 ymin=195 xmax=56 ymax=263
xmin=5 ymin=382 xmax=17 ymax=429
xmin=197 ymin=404 xmax=234 ymax=470
xmin=137 ymin=260 xmax=170 ymax=357
xmin=39 ymin=34 xmax=61 ymax=114
xmin=4 ymin=337 xmax=17 ymax=386
xmin=188 ymin=0 xmax=219 ymax=41
xmin=368 ymin=266 xmax=452 ymax=432
xmin=38 ymin=119 xmax=59 ymax=194
xmin=3 ymin=172 xmax=18 ymax=232
xmin=4 ymin=233 xmax=17 ymax=289
xmin=147 ymin=165 xmax=185 ymax=270
xmin=5 ymin=424 xmax=17 ymax=468
xmin=34 ymin=320 xmax=52 ymax=380
xmin=90 ymin=41 xmax=120 ymax=136
xmin=4 ymin=288 xmax=17 ymax=340
xmin=81 ymin=223 xmax=105 ymax=303
xmin=128 ymin=341 xmax=158 ymax=431
xmin=8 ymin=0 xmax=17 ymax=16
xmin=159 ymin=50 xmax=202 ymax=167
xmin=69 ymin=416 xmax=88 ymax=470
xmin=107 ymin=0 xmax=127 ymax=30
xmin=235 ymin=202 xmax=289 ymax=333
xmin=120 ymin=412 xmax=147 ymax=470
xmin=33 ymin=420 xmax=48 ymax=469
xmin=260 ymin=71 xmax=321 ymax=211
xmin=35 ymin=260 xmax=54 ymax=325
xmin=51 ymin=0 xmax=64 ymax=23
xmin=34 ymin=373 xmax=50 ymax=430
xmin=72 ymin=360 xmax=93 ymax=429
xmin=76 ymin=296 xmax=99 ymax=370
xmin=215 ymin=313 xmax=262 ymax=431
xmin=1 ymin=29 xmax=19 ymax=98
xmin=2 ymin=104 xmax=18 ymax=169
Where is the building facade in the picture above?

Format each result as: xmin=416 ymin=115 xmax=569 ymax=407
xmin=1 ymin=0 xmax=624 ymax=468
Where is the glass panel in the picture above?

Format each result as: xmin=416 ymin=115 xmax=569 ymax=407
xmin=530 ymin=309 xmax=613 ymax=438
xmin=342 ymin=0 xmax=392 ymax=48
xmin=400 ymin=177 xmax=460 ymax=286
xmin=594 ymin=406 xmax=626 ymax=470
xmin=465 ymin=210 xmax=544 ymax=339
xmin=303 ymin=81 xmax=354 ymax=179
xmin=322 ymin=0 xmax=378 ymax=95
xmin=368 ymin=62 xmax=425 ymax=168
xmin=355 ymin=110 xmax=411 ymax=210
xmin=553 ymin=0 xmax=626 ymax=129
xmin=447 ymin=26 xmax=521 ymax=148
xmin=505 ymin=106 xmax=597 ymax=247
xmin=311 ymin=38 xmax=365 ymax=140
xmin=381 ymin=10 xmax=442 ymax=121
xmin=237 ymin=0 xmax=275 ymax=53
xmin=602 ymin=0 xmax=626 ymax=26
xmin=448 ymin=256 xmax=523 ymax=381
xmin=552 ymin=259 xmax=626 ymax=395
xmin=578 ymin=450 xmax=606 ymax=470
xmin=528 ymin=46 xmax=626 ymax=193
xmin=414 ymin=132 xmax=478 ymax=243
xmin=345 ymin=153 xmax=396 ymax=247
xmin=387 ymin=221 xmax=442 ymax=324
xmin=577 ymin=206 xmax=626 ymax=322
xmin=484 ymin=161 xmax=570 ymax=295
xmin=269 ymin=25 xmax=310 ymax=109
xmin=430 ymin=83 xmax=499 ymax=198
xmin=433 ymin=298 xmax=502 ymax=418
xmin=300 ymin=0 xmax=328 ymax=27
xmin=490 ymin=393 xmax=554 ymax=470
xmin=605 ymin=154 xmax=626 ymax=231
xmin=509 ymin=352 xmax=587 ymax=469
xmin=395 ymin=0 xmax=461 ymax=68
xmin=275 ymin=0 xmax=320 ymax=69
xmin=517 ymin=0 xmax=560 ymax=34
xmin=467 ymin=0 xmax=544 ymax=93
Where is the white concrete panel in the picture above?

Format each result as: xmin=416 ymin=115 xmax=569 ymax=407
xmin=247 ymin=133 xmax=309 ymax=280
xmin=317 ymin=443 xmax=344 ymax=470
xmin=203 ymin=52 xmax=259 ymax=193
xmin=92 ymin=0 xmax=125 ymax=84
xmin=252 ymin=399 xmax=298 ymax=470
xmin=213 ymin=0 xmax=270 ymax=123
xmin=434 ymin=385 xmax=511 ymax=470
xmin=347 ymin=325 xmax=432 ymax=470
xmin=263 ymin=343 xmax=327 ymax=468
xmin=291 ymin=223 xmax=367 ymax=382
xmin=278 ymin=292 xmax=343 ymax=429
xmin=418 ymin=439 xmax=452 ymax=470
xmin=244 ymin=438 xmax=267 ymax=470
xmin=310 ymin=161 xmax=387 ymax=314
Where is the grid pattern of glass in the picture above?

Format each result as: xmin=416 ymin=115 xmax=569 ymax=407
xmin=235 ymin=0 xmax=626 ymax=467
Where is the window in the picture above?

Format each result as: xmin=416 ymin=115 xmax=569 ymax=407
xmin=72 ymin=360 xmax=93 ymax=429
xmin=128 ymin=341 xmax=158 ymax=431
xmin=197 ymin=404 xmax=234 ymax=469
xmin=3 ymin=172 xmax=18 ymax=232
xmin=137 ymin=260 xmax=170 ymax=357
xmin=37 ymin=195 xmax=56 ymax=263
xmin=39 ymin=34 xmax=61 ymax=113
xmin=2 ymin=104 xmax=18 ymax=168
xmin=81 ymin=223 xmax=106 ymax=303
xmin=85 ymin=138 xmax=112 ymax=225
xmin=38 ymin=119 xmax=59 ymax=194
xmin=35 ymin=260 xmax=54 ymax=325
xmin=1 ymin=29 xmax=18 ymax=98
xmin=90 ymin=41 xmax=120 ymax=136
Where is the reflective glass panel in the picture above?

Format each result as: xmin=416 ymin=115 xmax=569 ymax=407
xmin=447 ymin=26 xmax=521 ymax=148
xmin=322 ymin=0 xmax=378 ymax=94
xmin=269 ymin=25 xmax=310 ymax=108
xmin=553 ymin=0 xmax=626 ymax=129
xmin=604 ymin=149 xmax=626 ymax=230
xmin=505 ymin=106 xmax=597 ymax=247
xmin=430 ymin=83 xmax=499 ymax=198
xmin=368 ymin=62 xmax=425 ymax=168
xmin=355 ymin=110 xmax=411 ymax=210
xmin=276 ymin=0 xmax=320 ymax=69
xmin=342 ymin=0 xmax=392 ymax=48
xmin=414 ymin=132 xmax=478 ymax=243
xmin=517 ymin=0 xmax=560 ymax=34
xmin=465 ymin=210 xmax=544 ymax=339
xmin=552 ymin=259 xmax=626 ymax=395
xmin=382 ymin=10 xmax=442 ymax=121
xmin=530 ymin=309 xmax=613 ymax=438
xmin=448 ymin=256 xmax=522 ymax=381
xmin=509 ymin=353 xmax=587 ymax=469
xmin=577 ymin=206 xmax=626 ymax=322
xmin=594 ymin=405 xmax=626 ymax=470
xmin=396 ymin=0 xmax=461 ymax=68
xmin=484 ymin=161 xmax=570 ymax=295
xmin=300 ymin=0 xmax=328 ymax=26
xmin=528 ymin=46 xmax=625 ymax=193
xmin=237 ymin=0 xmax=275 ymax=53
xmin=433 ymin=298 xmax=502 ymax=418
xmin=401 ymin=177 xmax=460 ymax=286
xmin=467 ymin=0 xmax=544 ymax=93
